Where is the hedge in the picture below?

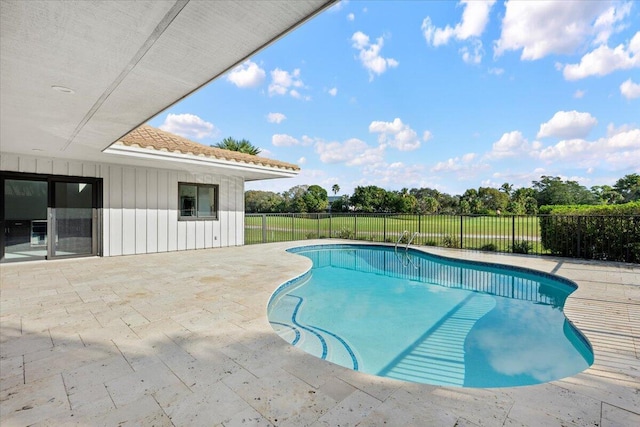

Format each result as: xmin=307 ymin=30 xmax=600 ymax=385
xmin=539 ymin=202 xmax=640 ymax=263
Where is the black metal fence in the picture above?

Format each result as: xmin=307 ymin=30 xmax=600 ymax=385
xmin=245 ymin=213 xmax=640 ymax=263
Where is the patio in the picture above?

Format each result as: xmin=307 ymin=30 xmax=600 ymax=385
xmin=1 ymin=241 xmax=638 ymax=426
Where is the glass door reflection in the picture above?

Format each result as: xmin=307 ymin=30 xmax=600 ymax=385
xmin=2 ymin=179 xmax=48 ymax=262
xmin=52 ymin=182 xmax=94 ymax=257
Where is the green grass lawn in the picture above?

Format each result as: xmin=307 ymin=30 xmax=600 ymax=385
xmin=245 ymin=214 xmax=544 ymax=254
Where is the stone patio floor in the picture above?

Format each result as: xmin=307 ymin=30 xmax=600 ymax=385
xmin=1 ymin=240 xmax=639 ymax=426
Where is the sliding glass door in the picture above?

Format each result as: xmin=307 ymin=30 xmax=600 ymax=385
xmin=1 ymin=173 xmax=101 ymax=262
xmin=2 ymin=179 xmax=49 ymax=262
xmin=51 ymin=181 xmax=95 ymax=257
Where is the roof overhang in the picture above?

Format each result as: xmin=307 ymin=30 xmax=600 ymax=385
xmin=103 ymin=143 xmax=298 ymax=181
xmin=0 ymin=0 xmax=335 ymax=169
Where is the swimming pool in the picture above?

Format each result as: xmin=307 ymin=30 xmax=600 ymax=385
xmin=268 ymin=244 xmax=593 ymax=388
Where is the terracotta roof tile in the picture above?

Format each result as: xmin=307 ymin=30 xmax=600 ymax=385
xmin=116 ymin=125 xmax=300 ymax=171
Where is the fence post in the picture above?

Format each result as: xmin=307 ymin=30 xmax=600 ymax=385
xmin=383 ymin=214 xmax=387 ymax=241
xmin=317 ymin=213 xmax=320 ymax=238
xmin=577 ymin=216 xmax=581 ymax=257
xmin=329 ymin=213 xmax=332 ymax=239
xmin=459 ymin=215 xmax=463 ymax=249
xmin=291 ymin=214 xmax=294 ymax=241
xmin=262 ymin=214 xmax=267 ymax=243
xmin=354 ymin=214 xmax=358 ymax=239
xmin=512 ymin=215 xmax=515 ymax=251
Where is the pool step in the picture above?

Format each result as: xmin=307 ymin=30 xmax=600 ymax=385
xmin=269 ymin=294 xmax=358 ymax=370
xmin=378 ymin=293 xmax=496 ymax=386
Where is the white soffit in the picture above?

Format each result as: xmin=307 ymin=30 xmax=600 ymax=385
xmin=0 ymin=0 xmax=335 ymax=162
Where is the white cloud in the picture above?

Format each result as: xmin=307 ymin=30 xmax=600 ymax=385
xmin=347 ymin=13 xmax=354 ymax=21
xmin=351 ymin=31 xmax=399 ymax=81
xmin=268 ymin=68 xmax=309 ymax=99
xmin=536 ymin=126 xmax=640 ymax=171
xmin=226 ymin=60 xmax=266 ymax=88
xmin=328 ymin=87 xmax=338 ymax=96
xmin=487 ymin=131 xmax=529 ymax=159
xmin=573 ymin=89 xmax=586 ymax=99
xmin=267 ymin=112 xmax=286 ymax=124
xmin=488 ymin=67 xmax=504 ymax=76
xmin=537 ymin=111 xmax=598 ymax=139
xmin=272 ymin=134 xmax=299 ymax=147
xmin=593 ymin=2 xmax=633 ymax=45
xmin=301 ymin=135 xmax=315 ymax=146
xmin=315 ymin=138 xmax=383 ymax=166
xmin=369 ymin=118 xmax=421 ymax=151
xmin=494 ymin=1 xmax=614 ymax=60
xmin=422 ymin=130 xmax=433 ymax=142
xmin=359 ymin=162 xmax=427 ymax=188
xmin=422 ymin=1 xmax=494 ymax=64
xmin=462 ymin=153 xmax=477 ymax=163
xmin=422 ymin=1 xmax=495 ymax=46
xmin=431 ymin=152 xmax=478 ymax=173
xmin=563 ymin=32 xmax=640 ymax=80
xmin=620 ymin=78 xmax=640 ymax=99
xmin=159 ymin=113 xmax=217 ymax=139
xmin=460 ymin=39 xmax=484 ymax=65
xmin=297 ymin=157 xmax=307 ymax=165
xmin=258 ymin=148 xmax=273 ymax=158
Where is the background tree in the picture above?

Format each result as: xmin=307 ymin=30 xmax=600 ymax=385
xmin=416 ymin=196 xmax=439 ymax=214
xmin=613 ymin=173 xmax=640 ymax=203
xmin=591 ymin=185 xmax=623 ymax=205
xmin=213 ymin=137 xmax=261 ymax=155
xmin=245 ymin=190 xmax=284 ymax=213
xmin=532 ymin=176 xmax=597 ymax=206
xmin=282 ymin=185 xmax=308 ymax=212
xmin=331 ymin=195 xmax=350 ymax=212
xmin=331 ymin=184 xmax=340 ymax=196
xmin=350 ymin=185 xmax=387 ymax=212
xmin=303 ymin=185 xmax=329 ymax=212
xmin=460 ymin=189 xmax=483 ymax=214
xmin=500 ymin=182 xmax=513 ymax=197
xmin=478 ymin=187 xmax=509 ymax=213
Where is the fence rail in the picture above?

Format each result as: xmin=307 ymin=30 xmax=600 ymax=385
xmin=245 ymin=213 xmax=640 ymax=263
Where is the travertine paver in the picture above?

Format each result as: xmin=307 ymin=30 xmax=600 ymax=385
xmin=1 ymin=241 xmax=639 ymax=426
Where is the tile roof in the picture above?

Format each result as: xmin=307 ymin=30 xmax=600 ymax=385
xmin=116 ymin=125 xmax=300 ymax=171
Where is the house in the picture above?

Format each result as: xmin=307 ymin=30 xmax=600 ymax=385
xmin=0 ymin=0 xmax=335 ymax=262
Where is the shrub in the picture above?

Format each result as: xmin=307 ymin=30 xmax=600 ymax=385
xmin=335 ymin=227 xmax=355 ymax=239
xmin=305 ymin=232 xmax=318 ymax=240
xmin=442 ymin=234 xmax=460 ymax=248
xmin=539 ymin=202 xmax=640 ymax=263
xmin=512 ymin=239 xmax=533 ymax=254
xmin=424 ymin=240 xmax=438 ymax=246
xmin=479 ymin=243 xmax=498 ymax=252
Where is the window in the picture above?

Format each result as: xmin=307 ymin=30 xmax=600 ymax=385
xmin=178 ymin=183 xmax=218 ymax=220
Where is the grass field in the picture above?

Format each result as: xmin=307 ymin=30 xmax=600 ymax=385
xmin=245 ymin=213 xmax=545 ymax=254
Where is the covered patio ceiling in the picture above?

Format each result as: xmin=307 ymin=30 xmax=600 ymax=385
xmin=0 ymin=0 xmax=335 ymax=164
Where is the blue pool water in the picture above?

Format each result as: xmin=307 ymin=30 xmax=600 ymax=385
xmin=268 ymin=244 xmax=593 ymax=388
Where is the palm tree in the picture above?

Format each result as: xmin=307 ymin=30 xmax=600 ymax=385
xmin=213 ymin=137 xmax=261 ymax=155
xmin=331 ymin=184 xmax=340 ymax=196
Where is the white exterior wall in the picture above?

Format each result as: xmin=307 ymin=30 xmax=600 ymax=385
xmin=0 ymin=153 xmax=245 ymax=256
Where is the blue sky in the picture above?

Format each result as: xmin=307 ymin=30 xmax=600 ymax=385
xmin=147 ymin=0 xmax=640 ymax=196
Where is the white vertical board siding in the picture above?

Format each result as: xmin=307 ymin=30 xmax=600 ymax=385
xmin=2 ymin=153 xmax=248 ymax=257
xmin=146 ymin=169 xmax=158 ymax=253
xmin=135 ymin=169 xmax=147 ymax=254
xmin=121 ymin=168 xmax=136 ymax=255
xmin=236 ymin=178 xmax=245 ymax=245
xmin=157 ymin=171 xmax=169 ymax=252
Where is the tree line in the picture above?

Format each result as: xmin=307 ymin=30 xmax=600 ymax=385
xmin=245 ymin=174 xmax=640 ymax=215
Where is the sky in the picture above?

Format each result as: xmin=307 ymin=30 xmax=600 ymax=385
xmin=147 ymin=0 xmax=640 ymax=196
